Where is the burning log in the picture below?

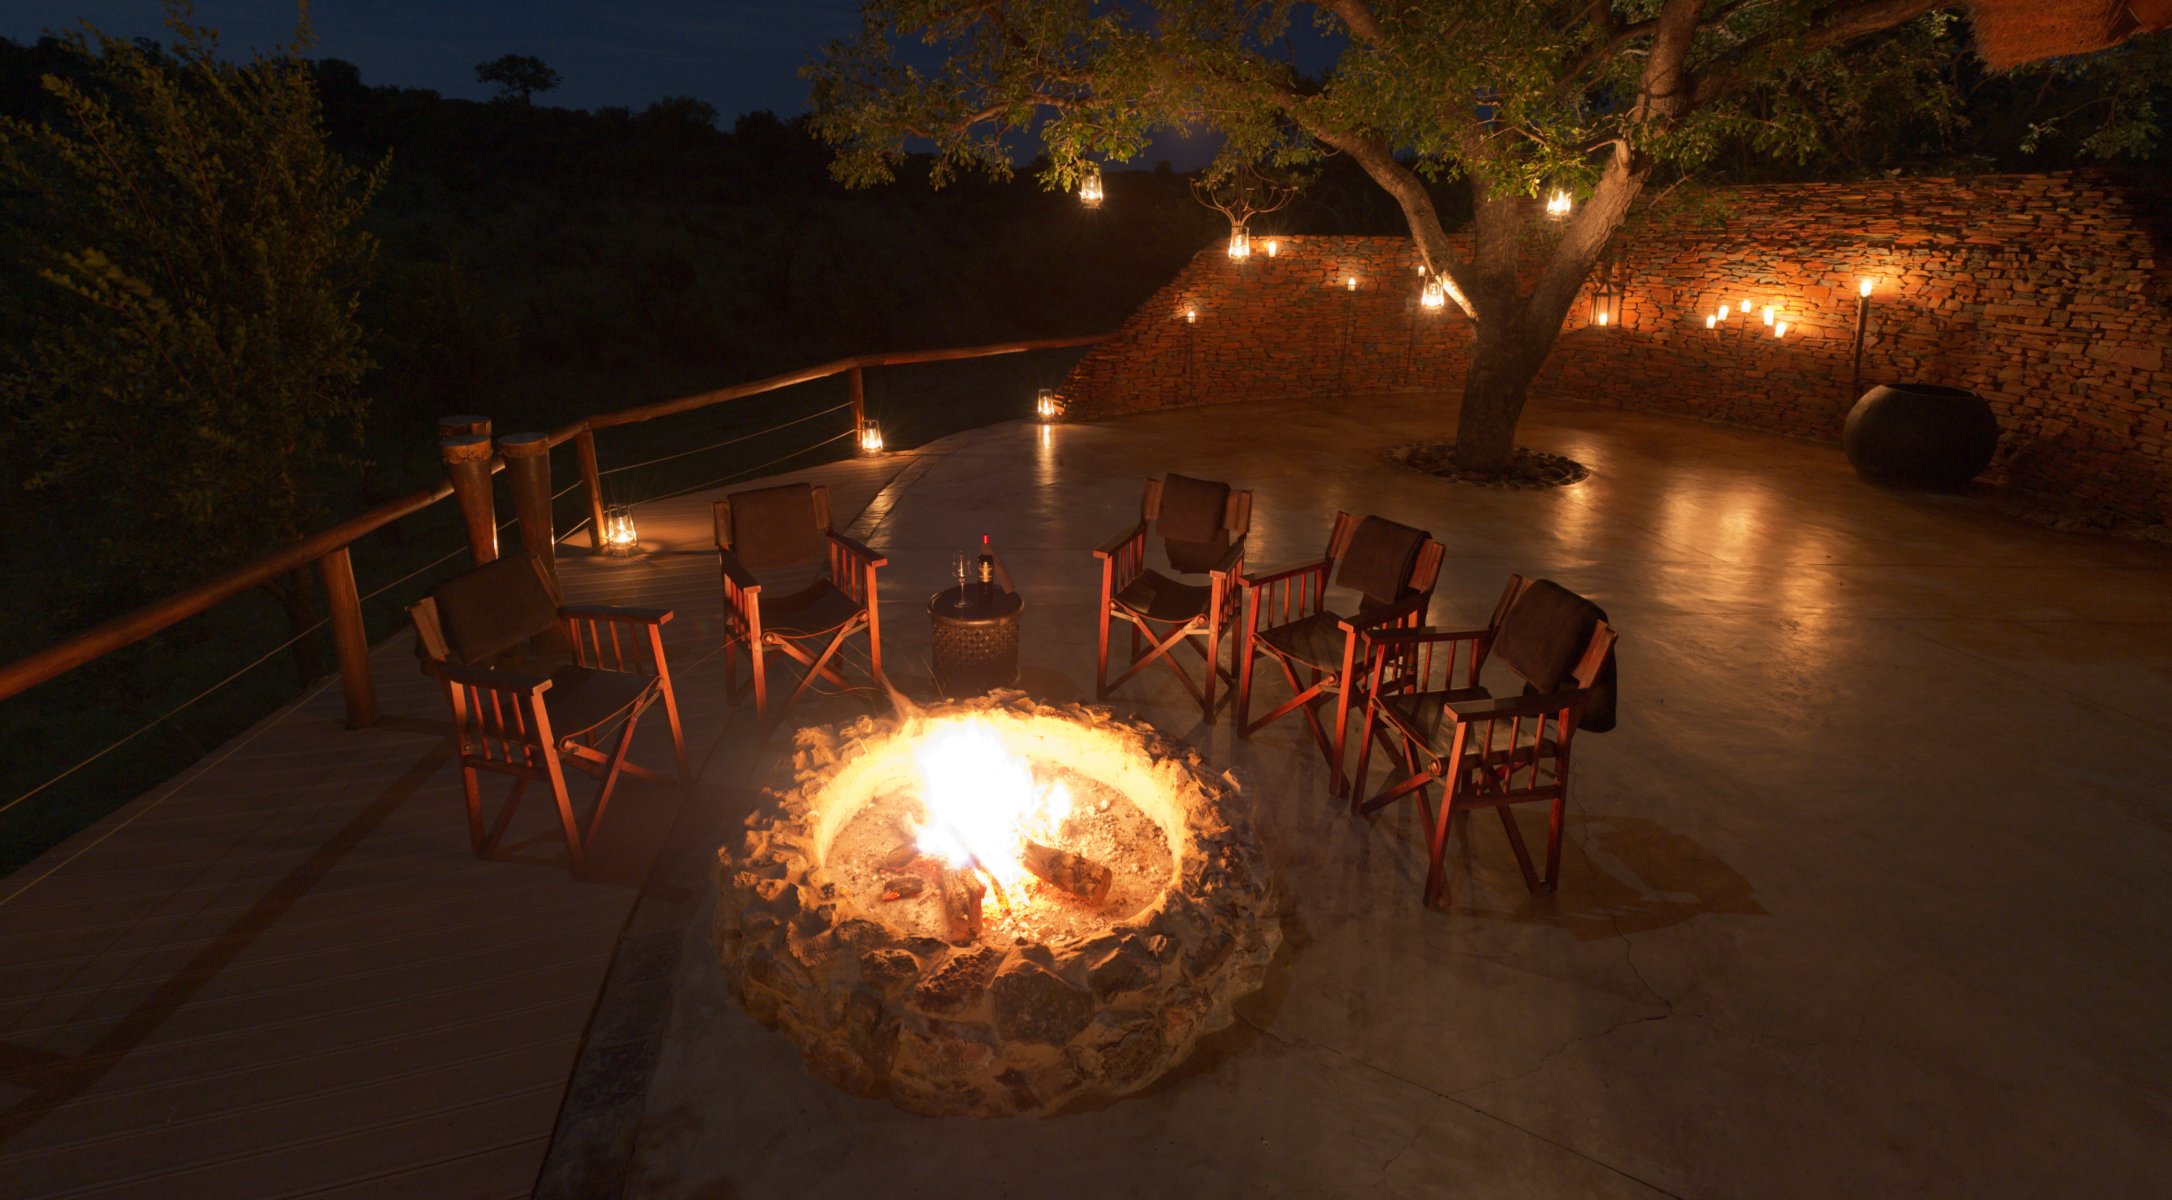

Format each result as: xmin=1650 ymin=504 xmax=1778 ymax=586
xmin=880 ymin=840 xmax=926 ymax=870
xmin=939 ymin=867 xmax=987 ymax=944
xmin=1021 ymin=839 xmax=1113 ymax=905
xmin=880 ymin=877 xmax=925 ymax=901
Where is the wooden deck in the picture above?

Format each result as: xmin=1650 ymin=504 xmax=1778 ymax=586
xmin=0 ymin=454 xmax=918 ymax=1200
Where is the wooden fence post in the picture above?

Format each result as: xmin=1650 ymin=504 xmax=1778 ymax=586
xmin=849 ymin=365 xmax=866 ymax=446
xmin=315 ymin=545 xmax=379 ymax=729
xmin=441 ymin=434 xmax=497 ymax=565
xmin=499 ymin=432 xmax=555 ymax=576
xmin=439 ymin=414 xmax=491 ymax=440
xmin=575 ymin=427 xmax=607 ymax=552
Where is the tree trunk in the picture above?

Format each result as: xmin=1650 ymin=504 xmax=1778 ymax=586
xmin=1454 ymin=317 xmax=1552 ymax=473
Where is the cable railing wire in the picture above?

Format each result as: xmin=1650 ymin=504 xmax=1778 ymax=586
xmin=0 ymin=615 xmax=332 ymax=821
xmin=598 ymin=400 xmax=853 ymax=478
xmin=638 ymin=428 xmax=860 ymax=507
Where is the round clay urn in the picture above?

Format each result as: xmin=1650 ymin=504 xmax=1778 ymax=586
xmin=1842 ymin=383 xmax=2000 ymax=490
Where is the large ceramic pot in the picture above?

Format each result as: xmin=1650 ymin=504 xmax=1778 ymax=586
xmin=1842 ymin=383 xmax=2000 ymax=490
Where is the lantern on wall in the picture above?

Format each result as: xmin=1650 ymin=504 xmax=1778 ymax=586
xmin=604 ymin=506 xmax=639 ymax=556
xmin=1546 ymin=189 xmax=1572 ymax=220
xmin=1227 ymin=226 xmax=1251 ymax=260
xmin=1590 ymin=286 xmax=1621 ymax=327
xmin=1421 ymin=278 xmax=1445 ymax=310
xmin=1036 ymin=388 xmax=1058 ymax=420
xmin=1345 ymin=275 xmax=1358 ymax=291
xmin=1079 ymin=164 xmax=1105 ymax=209
xmin=1184 ymin=306 xmax=1197 ymax=323
xmin=1265 ymin=239 xmax=1279 ymax=257
xmin=860 ymin=421 xmax=886 ymax=454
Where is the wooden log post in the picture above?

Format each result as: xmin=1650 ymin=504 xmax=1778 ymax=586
xmin=315 ymin=545 xmax=379 ymax=729
xmin=574 ymin=427 xmax=607 ymax=553
xmin=439 ymin=414 xmax=491 ymax=440
xmin=848 ymin=365 xmax=866 ymax=448
xmin=498 ymin=432 xmax=555 ymax=576
xmin=440 ymin=434 xmax=498 ymax=565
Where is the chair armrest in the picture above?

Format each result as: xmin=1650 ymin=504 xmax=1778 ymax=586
xmin=1239 ymin=557 xmax=1333 ymax=590
xmin=1205 ymin=534 xmax=1247 ymax=577
xmin=717 ymin=547 xmax=761 ymax=593
xmin=560 ymin=604 xmax=673 ymax=627
xmin=434 ymin=662 xmax=552 ymax=695
xmin=1093 ymin=521 xmax=1148 ymax=559
xmin=1340 ymin=594 xmax=1429 ymax=634
xmin=1446 ymin=688 xmax=1585 ymax=724
xmin=1363 ymin=625 xmax=1489 ymax=646
xmin=825 ymin=530 xmax=889 ymax=569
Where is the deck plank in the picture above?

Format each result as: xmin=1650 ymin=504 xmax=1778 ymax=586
xmin=0 ymin=454 xmax=914 ymax=1199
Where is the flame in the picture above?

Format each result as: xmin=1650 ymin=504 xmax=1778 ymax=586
xmin=913 ymin=718 xmax=1073 ymax=892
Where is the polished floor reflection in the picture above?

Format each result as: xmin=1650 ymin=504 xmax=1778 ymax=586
xmin=621 ymin=391 xmax=2172 ymax=1199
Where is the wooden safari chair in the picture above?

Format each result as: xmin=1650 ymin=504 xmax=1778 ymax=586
xmin=409 ymin=554 xmax=689 ymax=874
xmin=1235 ymin=512 xmax=1444 ymax=797
xmin=1350 ymin=575 xmax=1619 ymax=908
xmin=1093 ymin=473 xmax=1252 ymax=718
xmin=714 ymin=482 xmax=886 ymax=735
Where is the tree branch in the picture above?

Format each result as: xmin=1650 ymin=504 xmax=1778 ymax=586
xmin=1690 ymin=0 xmax=1944 ymax=108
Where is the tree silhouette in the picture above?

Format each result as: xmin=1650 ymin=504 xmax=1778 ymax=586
xmin=475 ymin=53 xmax=559 ymax=104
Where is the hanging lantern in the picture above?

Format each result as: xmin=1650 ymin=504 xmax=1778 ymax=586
xmin=1227 ymin=226 xmax=1251 ymax=260
xmin=1591 ymin=286 xmax=1620 ymax=327
xmin=1036 ymin=388 xmax=1058 ymax=421
xmin=1078 ymin=164 xmax=1104 ymax=209
xmin=1421 ymin=278 xmax=1445 ymax=310
xmin=1546 ymin=189 xmax=1572 ymax=220
xmin=860 ymin=421 xmax=885 ymax=454
xmin=603 ymin=505 xmax=640 ymax=556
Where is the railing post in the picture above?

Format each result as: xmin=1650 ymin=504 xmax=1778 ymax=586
xmin=315 ymin=545 xmax=379 ymax=729
xmin=439 ymin=413 xmax=491 ymax=440
xmin=499 ymin=432 xmax=555 ymax=577
xmin=848 ymin=365 xmax=866 ymax=445
xmin=441 ymin=434 xmax=497 ymax=565
xmin=575 ymin=427 xmax=607 ymax=552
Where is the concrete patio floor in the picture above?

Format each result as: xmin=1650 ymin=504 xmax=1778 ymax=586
xmin=610 ymin=390 xmax=2172 ymax=1199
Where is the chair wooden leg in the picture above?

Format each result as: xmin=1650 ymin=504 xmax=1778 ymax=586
xmin=1235 ymin=632 xmax=1256 ymax=734
xmin=1201 ymin=620 xmax=1220 ymax=718
xmin=460 ymin=764 xmax=487 ymax=856
xmin=1498 ymin=805 xmax=1541 ymax=891
xmin=1350 ymin=711 xmax=1380 ymax=815
xmin=749 ymin=637 xmax=770 ymax=732
xmin=1543 ymin=796 xmax=1565 ymax=891
xmin=1424 ymin=787 xmax=1459 ymax=909
xmin=544 ymin=752 xmax=585 ymax=874
xmin=480 ymin=778 xmax=528 ymax=856
xmin=577 ymin=724 xmax=638 ymax=853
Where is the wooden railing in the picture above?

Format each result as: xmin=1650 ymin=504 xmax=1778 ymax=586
xmin=0 ymin=332 xmax=1107 ymax=732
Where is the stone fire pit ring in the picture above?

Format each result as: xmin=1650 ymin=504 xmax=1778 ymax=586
xmin=714 ymin=693 xmax=1280 ymax=1117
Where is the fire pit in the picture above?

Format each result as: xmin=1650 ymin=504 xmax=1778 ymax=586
xmin=715 ymin=692 xmax=1279 ymax=1117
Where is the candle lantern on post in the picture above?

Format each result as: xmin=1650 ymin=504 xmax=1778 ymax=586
xmin=1851 ymin=277 xmax=1874 ymax=396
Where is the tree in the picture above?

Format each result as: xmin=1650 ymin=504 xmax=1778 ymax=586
xmin=0 ymin=3 xmax=382 ymax=677
xmin=807 ymin=0 xmax=1989 ymax=472
xmin=475 ymin=53 xmax=560 ymax=104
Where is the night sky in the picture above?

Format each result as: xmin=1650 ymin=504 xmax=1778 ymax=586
xmin=3 ymin=1 xmax=865 ymax=120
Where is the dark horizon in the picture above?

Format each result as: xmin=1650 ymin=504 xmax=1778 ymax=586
xmin=3 ymin=1 xmax=1226 ymax=169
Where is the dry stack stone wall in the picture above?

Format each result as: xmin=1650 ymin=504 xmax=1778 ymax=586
xmin=1056 ymin=172 xmax=2172 ymax=529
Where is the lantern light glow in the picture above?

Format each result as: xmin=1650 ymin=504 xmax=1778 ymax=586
xmin=604 ymin=506 xmax=639 ymax=556
xmin=1774 ymin=321 xmax=1790 ymax=338
xmin=860 ymin=422 xmax=885 ymax=454
xmin=1421 ymin=278 xmax=1445 ymax=310
xmin=1265 ymin=239 xmax=1279 ymax=257
xmin=1859 ymin=277 xmax=1874 ymax=298
xmin=1036 ymin=388 xmax=1057 ymax=421
xmin=1227 ymin=228 xmax=1251 ymax=260
xmin=1546 ymin=189 xmax=1572 ymax=219
xmin=1345 ymin=275 xmax=1357 ymax=291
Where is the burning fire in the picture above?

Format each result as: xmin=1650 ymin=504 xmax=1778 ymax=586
xmin=912 ymin=718 xmax=1072 ymax=894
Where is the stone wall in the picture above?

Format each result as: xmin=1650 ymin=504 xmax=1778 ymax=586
xmin=1056 ymin=173 xmax=2172 ymax=528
